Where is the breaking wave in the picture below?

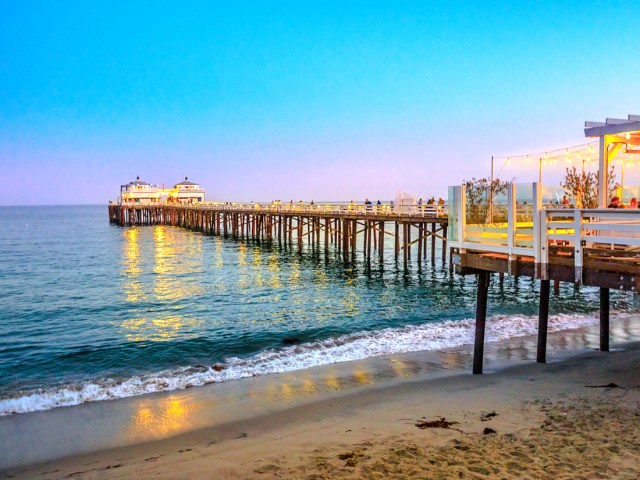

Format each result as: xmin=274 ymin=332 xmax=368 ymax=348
xmin=0 ymin=311 xmax=623 ymax=415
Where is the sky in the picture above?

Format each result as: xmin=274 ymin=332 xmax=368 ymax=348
xmin=1 ymin=1 xmax=639 ymax=205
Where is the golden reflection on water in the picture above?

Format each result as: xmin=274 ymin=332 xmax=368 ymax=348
xmin=279 ymin=383 xmax=294 ymax=400
xmin=324 ymin=374 xmax=341 ymax=391
xmin=123 ymin=229 xmax=144 ymax=302
xmin=131 ymin=396 xmax=196 ymax=438
xmin=268 ymin=252 xmax=282 ymax=289
xmin=340 ymin=275 xmax=360 ymax=315
xmin=352 ymin=369 xmax=371 ymax=385
xmin=119 ymin=226 xmax=205 ymax=342
xmin=301 ymin=378 xmax=318 ymax=394
xmin=389 ymin=358 xmax=409 ymax=377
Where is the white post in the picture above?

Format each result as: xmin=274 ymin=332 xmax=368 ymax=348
xmin=598 ymin=135 xmax=608 ymax=208
xmin=507 ymin=183 xmax=516 ymax=274
xmin=532 ymin=182 xmax=542 ymax=277
xmin=540 ymin=209 xmax=549 ymax=280
xmin=573 ymin=209 xmax=583 ymax=285
xmin=458 ymin=185 xmax=466 ymax=248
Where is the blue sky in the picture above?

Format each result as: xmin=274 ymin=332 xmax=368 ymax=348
xmin=1 ymin=1 xmax=639 ymax=204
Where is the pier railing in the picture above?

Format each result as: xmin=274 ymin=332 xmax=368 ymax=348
xmin=449 ymin=182 xmax=640 ymax=283
xmin=188 ymin=202 xmax=448 ymax=217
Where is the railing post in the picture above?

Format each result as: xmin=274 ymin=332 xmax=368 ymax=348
xmin=507 ymin=183 xmax=516 ymax=274
xmin=540 ymin=210 xmax=549 ymax=280
xmin=458 ymin=185 xmax=466 ymax=249
xmin=532 ymin=182 xmax=542 ymax=278
xmin=573 ymin=209 xmax=583 ymax=284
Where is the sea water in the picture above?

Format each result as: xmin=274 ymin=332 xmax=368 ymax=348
xmin=0 ymin=205 xmax=636 ymax=415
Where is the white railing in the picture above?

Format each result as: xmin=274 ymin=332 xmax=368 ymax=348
xmin=449 ymin=182 xmax=640 ymax=282
xmin=541 ymin=208 xmax=640 ymax=282
xmin=182 ymin=202 xmax=448 ymax=217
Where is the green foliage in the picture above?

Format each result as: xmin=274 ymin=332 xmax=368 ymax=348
xmin=463 ymin=177 xmax=509 ymax=224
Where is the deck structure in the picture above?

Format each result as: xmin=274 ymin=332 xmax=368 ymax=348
xmin=450 ymin=115 xmax=640 ymax=373
xmin=108 ymin=202 xmax=449 ymax=264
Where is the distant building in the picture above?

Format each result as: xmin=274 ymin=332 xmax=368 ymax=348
xmin=118 ymin=176 xmax=205 ymax=205
xmin=120 ymin=177 xmax=161 ymax=204
xmin=171 ymin=177 xmax=205 ymax=204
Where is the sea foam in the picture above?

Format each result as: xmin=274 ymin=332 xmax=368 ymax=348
xmin=0 ymin=312 xmax=619 ymax=415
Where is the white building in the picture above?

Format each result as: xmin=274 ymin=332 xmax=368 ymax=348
xmin=120 ymin=177 xmax=161 ymax=204
xmin=171 ymin=177 xmax=205 ymax=204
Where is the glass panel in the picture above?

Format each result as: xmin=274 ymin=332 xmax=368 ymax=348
xmin=515 ymin=183 xmax=534 ymax=249
xmin=447 ymin=185 xmax=458 ymax=242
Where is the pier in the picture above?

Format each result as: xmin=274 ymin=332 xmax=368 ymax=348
xmin=108 ymin=202 xmax=449 ymax=264
xmin=450 ymin=114 xmax=640 ymax=373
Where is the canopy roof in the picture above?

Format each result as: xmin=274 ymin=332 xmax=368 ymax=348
xmin=584 ymin=114 xmax=640 ymax=138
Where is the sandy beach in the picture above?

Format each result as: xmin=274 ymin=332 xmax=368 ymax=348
xmin=3 ymin=319 xmax=640 ymax=480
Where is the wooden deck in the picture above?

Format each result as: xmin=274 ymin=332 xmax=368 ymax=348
xmin=448 ymin=182 xmax=640 ymax=373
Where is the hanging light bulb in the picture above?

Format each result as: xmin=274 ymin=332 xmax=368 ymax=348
xmin=626 ymin=132 xmax=631 ymax=140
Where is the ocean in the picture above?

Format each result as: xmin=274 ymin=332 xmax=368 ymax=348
xmin=0 ymin=205 xmax=636 ymax=416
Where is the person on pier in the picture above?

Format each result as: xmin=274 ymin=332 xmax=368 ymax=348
xmin=608 ymin=196 xmax=620 ymax=208
xmin=629 ymin=197 xmax=638 ymax=209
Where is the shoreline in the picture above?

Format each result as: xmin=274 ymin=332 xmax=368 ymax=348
xmin=3 ymin=316 xmax=640 ymax=477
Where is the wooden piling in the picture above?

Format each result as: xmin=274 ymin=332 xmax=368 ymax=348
xmin=537 ymin=279 xmax=550 ymax=363
xmin=473 ymin=271 xmax=490 ymax=375
xmin=600 ymin=287 xmax=609 ymax=352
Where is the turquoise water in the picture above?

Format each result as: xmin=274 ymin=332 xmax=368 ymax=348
xmin=0 ymin=205 xmax=634 ymax=414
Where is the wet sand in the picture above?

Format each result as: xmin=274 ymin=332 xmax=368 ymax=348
xmin=3 ymin=318 xmax=640 ymax=479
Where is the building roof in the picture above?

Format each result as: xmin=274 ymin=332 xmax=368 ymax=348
xmin=584 ymin=114 xmax=640 ymax=137
xmin=175 ymin=176 xmax=199 ymax=187
xmin=128 ymin=176 xmax=152 ymax=187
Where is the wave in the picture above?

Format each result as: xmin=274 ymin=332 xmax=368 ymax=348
xmin=0 ymin=311 xmax=625 ymax=416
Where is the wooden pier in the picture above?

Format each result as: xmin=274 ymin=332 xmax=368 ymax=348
xmin=108 ymin=202 xmax=449 ymax=264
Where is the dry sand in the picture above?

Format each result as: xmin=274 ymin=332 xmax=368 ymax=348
xmin=4 ymin=338 xmax=640 ymax=479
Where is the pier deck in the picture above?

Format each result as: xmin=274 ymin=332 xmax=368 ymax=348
xmin=108 ymin=202 xmax=449 ymax=264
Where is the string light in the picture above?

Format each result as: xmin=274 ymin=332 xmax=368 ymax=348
xmin=493 ymin=139 xmax=638 ymax=183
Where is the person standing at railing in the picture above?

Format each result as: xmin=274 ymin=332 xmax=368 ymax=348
xmin=364 ymin=198 xmax=372 ymax=212
xmin=608 ymin=196 xmax=620 ymax=208
xmin=629 ymin=198 xmax=638 ymax=209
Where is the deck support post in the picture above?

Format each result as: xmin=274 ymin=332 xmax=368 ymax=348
xmin=441 ymin=225 xmax=447 ymax=264
xmin=473 ymin=270 xmax=490 ymax=374
xmin=600 ymin=287 xmax=610 ymax=352
xmin=431 ymin=222 xmax=436 ymax=263
xmin=394 ymin=222 xmax=400 ymax=259
xmin=537 ymin=279 xmax=550 ymax=363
